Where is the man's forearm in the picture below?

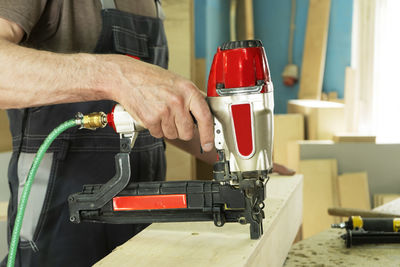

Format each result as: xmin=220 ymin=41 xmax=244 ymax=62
xmin=0 ymin=38 xmax=115 ymax=109
xmin=0 ymin=17 xmax=214 ymax=150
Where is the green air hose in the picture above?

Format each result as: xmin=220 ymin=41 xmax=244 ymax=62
xmin=7 ymin=119 xmax=78 ymax=267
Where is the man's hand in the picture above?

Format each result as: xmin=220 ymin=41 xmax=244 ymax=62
xmin=97 ymin=55 xmax=214 ymax=152
xmin=272 ymin=163 xmax=295 ymax=176
xmin=0 ymin=17 xmax=214 ymax=151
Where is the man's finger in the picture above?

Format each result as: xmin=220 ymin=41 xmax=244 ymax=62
xmin=175 ymin=110 xmax=195 ymax=141
xmin=272 ymin=163 xmax=295 ymax=176
xmin=189 ymin=93 xmax=214 ymax=152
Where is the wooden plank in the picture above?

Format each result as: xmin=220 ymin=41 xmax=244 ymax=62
xmin=194 ymin=58 xmax=206 ymax=92
xmin=0 ymin=110 xmax=12 ymax=152
xmin=286 ymin=141 xmax=301 ymax=173
xmin=374 ymin=198 xmax=400 ymax=214
xmin=298 ymin=0 xmax=331 ymax=99
xmin=299 ymin=159 xmax=338 ymax=238
xmin=95 ymin=175 xmax=303 ymax=267
xmin=374 ymin=194 xmax=400 ymax=208
xmin=333 ymin=134 xmax=376 ymax=143
xmin=273 ymin=114 xmax=304 ymax=166
xmin=327 ymin=91 xmax=338 ymax=100
xmin=163 ymin=0 xmax=196 ymax=180
xmin=288 ymin=100 xmax=345 ymax=140
xmin=344 ymin=67 xmax=358 ymax=133
xmin=338 ymin=172 xmax=370 ymax=210
xmin=289 ymin=141 xmax=400 ymax=205
xmin=237 ymin=0 xmax=255 ymax=40
xmin=0 ymin=202 xmax=7 ymax=222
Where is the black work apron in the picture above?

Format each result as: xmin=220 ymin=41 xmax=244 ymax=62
xmin=2 ymin=0 xmax=168 ymax=266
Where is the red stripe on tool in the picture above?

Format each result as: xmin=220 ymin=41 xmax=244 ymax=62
xmin=126 ymin=54 xmax=141 ymax=60
xmin=112 ymin=194 xmax=187 ymax=211
xmin=231 ymin=103 xmax=254 ymax=157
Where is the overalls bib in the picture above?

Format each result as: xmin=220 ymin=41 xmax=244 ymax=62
xmin=2 ymin=0 xmax=168 ymax=266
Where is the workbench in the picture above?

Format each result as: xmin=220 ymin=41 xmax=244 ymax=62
xmin=95 ymin=174 xmax=303 ymax=267
xmin=285 ymin=198 xmax=400 ymax=266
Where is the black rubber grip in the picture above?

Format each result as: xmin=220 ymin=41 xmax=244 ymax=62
xmin=220 ymin=40 xmax=263 ymax=50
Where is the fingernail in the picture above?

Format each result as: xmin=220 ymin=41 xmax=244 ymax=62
xmin=202 ymin=143 xmax=214 ymax=152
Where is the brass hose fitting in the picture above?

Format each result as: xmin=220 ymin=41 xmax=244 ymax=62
xmin=75 ymin=112 xmax=108 ymax=130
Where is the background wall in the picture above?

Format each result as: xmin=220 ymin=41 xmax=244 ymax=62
xmin=195 ymin=0 xmax=353 ymax=113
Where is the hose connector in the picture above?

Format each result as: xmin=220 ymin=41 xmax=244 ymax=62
xmin=75 ymin=112 xmax=108 ymax=130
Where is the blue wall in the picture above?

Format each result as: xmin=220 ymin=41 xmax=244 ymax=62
xmin=194 ymin=0 xmax=353 ymax=114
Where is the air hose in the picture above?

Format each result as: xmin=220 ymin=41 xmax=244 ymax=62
xmin=7 ymin=112 xmax=108 ymax=267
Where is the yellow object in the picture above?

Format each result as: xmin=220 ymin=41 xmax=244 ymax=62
xmin=351 ymin=216 xmax=363 ymax=229
xmin=81 ymin=112 xmax=107 ymax=130
xmin=394 ymin=218 xmax=400 ymax=232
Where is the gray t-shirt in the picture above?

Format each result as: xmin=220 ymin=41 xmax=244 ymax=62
xmin=0 ymin=0 xmax=157 ymax=53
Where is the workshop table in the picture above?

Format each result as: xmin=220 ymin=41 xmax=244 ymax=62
xmin=285 ymin=198 xmax=400 ymax=266
xmin=94 ymin=174 xmax=303 ymax=267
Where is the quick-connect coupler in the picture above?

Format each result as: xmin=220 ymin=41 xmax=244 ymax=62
xmin=75 ymin=112 xmax=108 ymax=130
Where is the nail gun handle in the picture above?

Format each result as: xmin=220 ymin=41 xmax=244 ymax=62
xmin=107 ymin=104 xmax=145 ymax=135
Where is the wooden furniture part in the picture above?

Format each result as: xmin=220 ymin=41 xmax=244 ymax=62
xmin=285 ymin=198 xmax=400 ymax=266
xmin=94 ymin=175 xmax=303 ymax=267
xmin=0 ymin=202 xmax=7 ymax=222
xmin=237 ymin=0 xmax=254 ymax=40
xmin=285 ymin=141 xmax=400 ymax=206
xmin=374 ymin=197 xmax=400 ymax=214
xmin=338 ymin=172 xmax=371 ymax=211
xmin=299 ymin=159 xmax=339 ymax=238
xmin=328 ymin=207 xmax=400 ymax=218
xmin=374 ymin=194 xmax=400 ymax=208
xmin=273 ymin=114 xmax=304 ymax=166
xmin=344 ymin=67 xmax=358 ymax=133
xmin=0 ymin=110 xmax=12 ymax=152
xmin=333 ymin=133 xmax=376 ymax=143
xmin=287 ymin=99 xmax=345 ymax=140
xmin=162 ymin=0 xmax=196 ymax=180
xmin=298 ymin=0 xmax=331 ymax=100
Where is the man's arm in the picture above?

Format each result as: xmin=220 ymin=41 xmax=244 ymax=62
xmin=0 ymin=18 xmax=214 ymax=151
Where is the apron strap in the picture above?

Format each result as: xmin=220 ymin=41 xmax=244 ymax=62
xmin=155 ymin=0 xmax=166 ymax=20
xmin=100 ymin=0 xmax=116 ymax=10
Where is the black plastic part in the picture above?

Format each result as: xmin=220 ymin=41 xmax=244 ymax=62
xmin=68 ymin=143 xmax=267 ymax=240
xmin=68 ymin=152 xmax=131 ymax=223
xmin=220 ymin=40 xmax=263 ymax=51
xmin=343 ymin=230 xmax=400 ymax=248
xmin=348 ymin=217 xmax=396 ymax=232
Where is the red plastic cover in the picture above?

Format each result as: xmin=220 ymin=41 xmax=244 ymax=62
xmin=112 ymin=194 xmax=187 ymax=211
xmin=231 ymin=103 xmax=254 ymax=157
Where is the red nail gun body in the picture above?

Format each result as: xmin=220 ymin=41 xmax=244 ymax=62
xmin=68 ymin=40 xmax=274 ymax=239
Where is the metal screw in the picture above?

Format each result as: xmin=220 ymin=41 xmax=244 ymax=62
xmin=70 ymin=216 xmax=76 ymax=222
